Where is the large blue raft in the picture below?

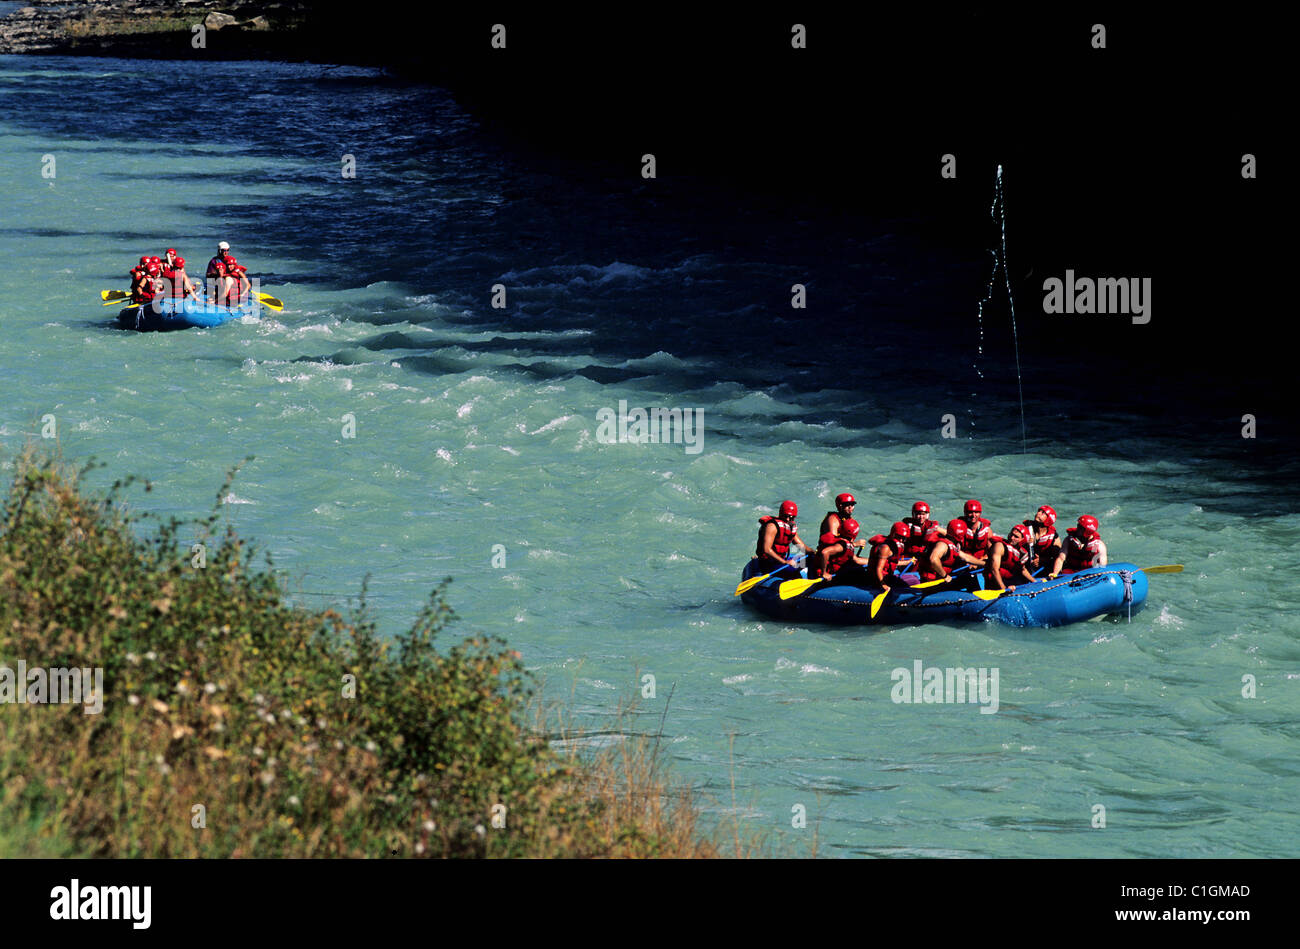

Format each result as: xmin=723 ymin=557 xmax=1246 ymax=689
xmin=118 ymin=297 xmax=259 ymax=331
xmin=739 ymin=560 xmax=1148 ymax=628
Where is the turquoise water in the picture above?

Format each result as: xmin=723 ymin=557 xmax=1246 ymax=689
xmin=1 ymin=56 xmax=1297 ymax=858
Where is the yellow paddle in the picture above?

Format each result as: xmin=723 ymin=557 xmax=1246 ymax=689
xmin=101 ymin=289 xmax=130 ymax=301
xmin=254 ymin=292 xmax=284 ymax=311
xmin=736 ymin=565 xmax=798 ymax=596
xmin=869 ymin=562 xmax=962 ymax=618
xmin=1140 ymin=564 xmax=1183 ymax=574
xmin=778 ymin=576 xmax=826 ymax=600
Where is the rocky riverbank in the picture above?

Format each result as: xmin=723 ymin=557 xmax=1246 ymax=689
xmin=0 ymin=1 xmax=303 ymax=55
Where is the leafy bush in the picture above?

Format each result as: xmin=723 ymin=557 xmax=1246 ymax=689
xmin=0 ymin=449 xmax=721 ymax=857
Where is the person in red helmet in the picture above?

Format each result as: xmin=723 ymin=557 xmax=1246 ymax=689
xmin=133 ymin=261 xmax=162 ymax=305
xmin=128 ymin=255 xmax=151 ymax=302
xmin=1050 ymin=515 xmax=1108 ymax=577
xmin=163 ymin=254 xmax=198 ymax=300
xmin=958 ymin=499 xmax=995 ymax=563
xmin=819 ymin=492 xmax=862 ymax=543
xmin=985 ymin=523 xmax=1036 ymax=591
xmin=755 ymin=500 xmax=812 ymax=572
xmin=162 ymin=248 xmax=178 ymax=272
xmin=900 ymin=500 xmax=945 ymax=563
xmin=812 ymin=518 xmax=871 ymax=584
xmin=207 ymin=241 xmax=234 ymax=305
xmin=1022 ymin=504 xmax=1060 ymax=573
xmin=225 ymin=256 xmax=252 ymax=305
xmin=866 ymin=521 xmax=913 ymax=588
xmin=920 ymin=519 xmax=983 ymax=583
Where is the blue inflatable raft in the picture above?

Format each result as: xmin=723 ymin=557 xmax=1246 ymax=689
xmin=738 ymin=560 xmax=1148 ymax=628
xmin=118 ymin=297 xmax=259 ymax=331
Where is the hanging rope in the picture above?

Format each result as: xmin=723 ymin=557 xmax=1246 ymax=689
xmin=974 ymin=165 xmax=1029 ymax=505
xmin=993 ymin=166 xmax=1028 ymax=461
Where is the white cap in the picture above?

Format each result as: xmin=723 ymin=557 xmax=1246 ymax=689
xmin=218 ymin=241 xmax=230 ymax=250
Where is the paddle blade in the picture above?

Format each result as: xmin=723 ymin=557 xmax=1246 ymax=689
xmin=869 ymin=590 xmax=888 ymax=619
xmin=734 ymin=572 xmax=771 ymax=596
xmin=1140 ymin=564 xmax=1184 ymax=574
xmin=101 ymin=289 xmax=129 ymax=301
xmin=971 ymin=589 xmax=1005 ymax=600
xmin=255 ymin=293 xmax=284 ymax=310
xmin=910 ymin=577 xmax=951 ymax=590
xmin=778 ymin=578 xmax=824 ymax=600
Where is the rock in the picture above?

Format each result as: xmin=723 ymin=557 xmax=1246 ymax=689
xmin=244 ymin=15 xmax=269 ymax=30
xmin=203 ymin=11 xmax=237 ymax=30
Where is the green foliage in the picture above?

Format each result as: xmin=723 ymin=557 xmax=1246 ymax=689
xmin=0 ymin=449 xmax=717 ymax=857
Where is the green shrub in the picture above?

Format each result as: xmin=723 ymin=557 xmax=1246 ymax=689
xmin=0 ymin=449 xmax=721 ymax=857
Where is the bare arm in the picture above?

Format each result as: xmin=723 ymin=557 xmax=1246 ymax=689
xmin=1050 ymin=550 xmax=1066 ymax=578
xmin=986 ymin=544 xmax=1007 ymax=590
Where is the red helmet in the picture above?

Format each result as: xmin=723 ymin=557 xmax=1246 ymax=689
xmin=779 ymin=500 xmax=797 ymax=520
xmin=165 ymin=248 xmax=176 ymax=255
xmin=225 ymin=256 xmax=237 ymax=266
xmin=1007 ymin=523 xmax=1027 ymax=544
xmin=139 ymin=255 xmax=150 ymax=265
xmin=146 ymin=263 xmax=160 ymax=276
xmin=888 ymin=521 xmax=909 ymax=543
xmin=839 ymin=518 xmax=860 ymax=540
xmin=911 ymin=501 xmax=930 ymax=518
xmin=835 ymin=492 xmax=856 ymax=509
xmin=173 ymin=256 xmax=185 ymax=268
xmin=947 ymin=518 xmax=969 ymax=540
xmin=1077 ymin=515 xmax=1099 ymax=537
xmin=1037 ymin=504 xmax=1057 ymax=527
xmin=964 ymin=499 xmax=982 ymax=516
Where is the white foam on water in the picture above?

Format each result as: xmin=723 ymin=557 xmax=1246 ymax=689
xmin=1154 ymin=605 xmax=1185 ymax=629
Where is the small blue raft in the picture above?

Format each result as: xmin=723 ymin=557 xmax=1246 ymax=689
xmin=739 ymin=560 xmax=1148 ymax=628
xmin=118 ymin=297 xmax=259 ymax=331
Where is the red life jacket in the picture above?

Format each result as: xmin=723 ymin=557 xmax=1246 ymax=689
xmin=756 ymin=516 xmax=795 ymax=562
xmin=902 ymin=517 xmax=938 ymax=559
xmin=159 ymin=266 xmax=179 ymax=299
xmin=960 ymin=517 xmax=993 ymax=558
xmin=1062 ymin=527 xmax=1102 ymax=572
xmin=819 ymin=511 xmax=842 ymax=537
xmin=817 ymin=531 xmax=854 ymax=576
xmin=132 ymin=273 xmax=158 ymax=304
xmin=986 ymin=539 xmax=1028 ymax=584
xmin=207 ymin=256 xmax=234 ymax=304
xmin=920 ymin=535 xmax=961 ymax=582
xmin=1025 ymin=520 xmax=1058 ymax=554
xmin=869 ymin=536 xmax=908 ymax=575
xmin=129 ymin=268 xmax=148 ymax=303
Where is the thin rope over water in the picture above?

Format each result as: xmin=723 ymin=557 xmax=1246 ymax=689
xmin=974 ymin=165 xmax=1029 ymax=505
xmin=995 ymin=165 xmax=1028 ymax=461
